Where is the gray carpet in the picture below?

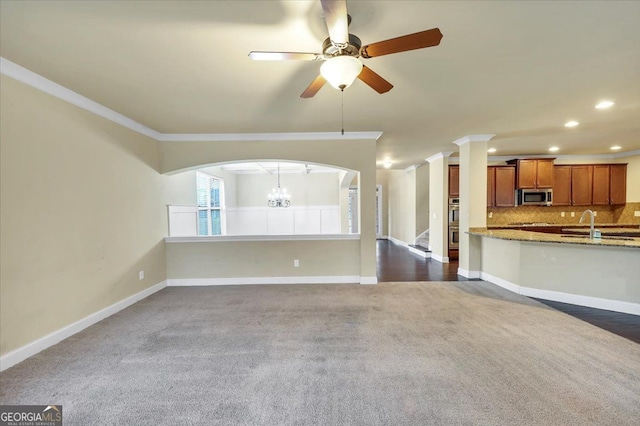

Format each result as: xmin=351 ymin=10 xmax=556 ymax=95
xmin=1 ymin=282 xmax=639 ymax=425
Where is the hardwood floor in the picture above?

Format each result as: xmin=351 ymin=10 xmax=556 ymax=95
xmin=376 ymin=239 xmax=639 ymax=344
xmin=376 ymin=239 xmax=465 ymax=282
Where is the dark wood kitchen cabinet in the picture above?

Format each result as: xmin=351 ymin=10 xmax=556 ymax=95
xmin=488 ymin=166 xmax=516 ymax=207
xmin=487 ymin=167 xmax=495 ymax=207
xmin=592 ymin=165 xmax=611 ymax=205
xmin=571 ymin=165 xmax=593 ymax=206
xmin=508 ymin=159 xmax=555 ymax=189
xmin=592 ymin=164 xmax=627 ymax=205
xmin=448 ymin=165 xmax=459 ymax=198
xmin=553 ymin=166 xmax=572 ymax=206
xmin=609 ymin=164 xmax=627 ymax=205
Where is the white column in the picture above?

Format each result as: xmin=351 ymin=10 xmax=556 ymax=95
xmin=453 ymin=135 xmax=494 ymax=277
xmin=426 ymin=152 xmax=453 ymax=263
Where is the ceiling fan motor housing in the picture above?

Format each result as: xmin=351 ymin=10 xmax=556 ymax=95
xmin=322 ymin=34 xmax=362 ymax=58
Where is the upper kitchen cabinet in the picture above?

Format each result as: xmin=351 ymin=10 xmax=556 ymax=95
xmin=559 ymin=164 xmax=627 ymax=206
xmin=571 ymin=165 xmax=594 ymax=206
xmin=553 ymin=165 xmax=572 ymax=206
xmin=609 ymin=164 xmax=627 ymax=205
xmin=448 ymin=165 xmax=459 ymax=198
xmin=488 ymin=166 xmax=516 ymax=207
xmin=508 ymin=159 xmax=555 ymax=189
xmin=593 ymin=164 xmax=627 ymax=205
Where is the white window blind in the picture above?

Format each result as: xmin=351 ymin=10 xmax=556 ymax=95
xmin=196 ymin=172 xmax=224 ymax=236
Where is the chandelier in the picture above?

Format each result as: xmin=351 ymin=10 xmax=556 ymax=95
xmin=267 ymin=163 xmax=291 ymax=208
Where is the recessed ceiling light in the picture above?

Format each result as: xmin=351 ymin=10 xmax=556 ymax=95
xmin=610 ymin=145 xmax=621 ymax=151
xmin=564 ymin=120 xmax=579 ymax=128
xmin=487 ymin=148 xmax=497 ymax=153
xmin=383 ymin=160 xmax=392 ymax=169
xmin=549 ymin=146 xmax=560 ymax=152
xmin=595 ymin=100 xmax=614 ymax=109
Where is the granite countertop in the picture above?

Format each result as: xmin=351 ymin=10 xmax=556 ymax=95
xmin=488 ymin=223 xmax=640 ymax=229
xmin=562 ymin=227 xmax=640 ymax=235
xmin=468 ymin=228 xmax=640 ymax=249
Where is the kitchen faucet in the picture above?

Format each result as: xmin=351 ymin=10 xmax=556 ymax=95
xmin=579 ymin=209 xmax=595 ymax=240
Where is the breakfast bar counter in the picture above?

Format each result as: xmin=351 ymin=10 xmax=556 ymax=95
xmin=467 ymin=228 xmax=640 ymax=315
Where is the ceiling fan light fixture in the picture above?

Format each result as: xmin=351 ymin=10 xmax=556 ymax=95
xmin=320 ymin=56 xmax=363 ymax=90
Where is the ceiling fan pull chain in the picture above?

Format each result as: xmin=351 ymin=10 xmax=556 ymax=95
xmin=341 ymin=89 xmax=345 ymax=135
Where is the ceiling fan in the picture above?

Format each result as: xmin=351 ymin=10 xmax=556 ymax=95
xmin=248 ymin=0 xmax=443 ymax=98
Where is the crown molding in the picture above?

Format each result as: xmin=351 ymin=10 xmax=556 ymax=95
xmin=425 ymin=151 xmax=454 ymax=163
xmin=488 ymin=149 xmax=640 ymax=162
xmin=0 ymin=57 xmax=161 ymax=140
xmin=453 ymin=134 xmax=496 ymax=146
xmin=156 ymin=131 xmax=383 ymax=142
xmin=0 ymin=57 xmax=383 ymax=144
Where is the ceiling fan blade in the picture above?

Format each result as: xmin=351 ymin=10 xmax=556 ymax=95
xmin=360 ymin=28 xmax=443 ymax=58
xmin=358 ymin=66 xmax=393 ymax=94
xmin=300 ymin=75 xmax=327 ymax=98
xmin=249 ymin=51 xmax=324 ymax=61
xmin=321 ymin=0 xmax=349 ymax=45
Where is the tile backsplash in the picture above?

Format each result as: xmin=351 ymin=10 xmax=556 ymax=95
xmin=487 ymin=202 xmax=640 ymax=225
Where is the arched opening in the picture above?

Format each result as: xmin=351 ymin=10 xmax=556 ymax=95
xmin=166 ymin=160 xmax=359 ymax=237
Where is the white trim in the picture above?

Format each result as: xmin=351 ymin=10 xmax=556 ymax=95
xmin=430 ymin=253 xmax=450 ymax=263
xmin=425 ymin=152 xmax=454 ymax=163
xmin=457 ymin=268 xmax=481 ymax=279
xmin=480 ymin=272 xmax=522 ymax=294
xmin=408 ymin=245 xmax=431 ymax=258
xmin=488 ymin=149 xmax=640 ymax=162
xmin=387 ymin=236 xmax=409 ymax=247
xmin=453 ymin=134 xmax=496 ymax=146
xmin=157 ymin=132 xmax=383 ymax=142
xmin=360 ymin=276 xmax=378 ymax=285
xmin=165 ymin=234 xmax=360 ymax=243
xmin=168 ymin=276 xmax=359 ymax=286
xmin=0 ymin=281 xmax=167 ymax=372
xmin=480 ymin=272 xmax=640 ymax=316
xmin=0 ymin=57 xmax=161 ymax=140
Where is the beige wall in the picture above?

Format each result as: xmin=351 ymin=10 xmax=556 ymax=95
xmin=416 ymin=164 xmax=430 ymax=235
xmin=167 ymin=240 xmax=360 ymax=280
xmin=235 ymin=172 xmax=339 ymax=207
xmin=376 ymin=170 xmax=390 ymax=237
xmin=428 ymin=156 xmax=450 ymax=260
xmin=0 ymin=75 xmax=167 ymax=356
xmin=160 ymin=139 xmax=377 ymax=280
xmin=386 ymin=168 xmax=417 ymax=244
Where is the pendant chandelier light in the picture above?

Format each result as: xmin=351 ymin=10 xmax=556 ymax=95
xmin=267 ymin=163 xmax=291 ymax=208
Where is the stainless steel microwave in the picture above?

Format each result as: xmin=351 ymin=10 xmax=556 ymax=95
xmin=517 ymin=189 xmax=553 ymax=206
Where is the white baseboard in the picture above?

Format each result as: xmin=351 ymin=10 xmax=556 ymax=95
xmin=408 ymin=246 xmax=431 ymax=258
xmin=167 ymin=276 xmax=361 ymax=286
xmin=458 ymin=268 xmax=481 ymax=279
xmin=360 ymin=276 xmax=378 ymax=285
xmin=430 ymin=253 xmax=450 ymax=263
xmin=387 ymin=236 xmax=408 ymax=247
xmin=480 ymin=272 xmax=640 ymax=316
xmin=0 ymin=280 xmax=168 ymax=372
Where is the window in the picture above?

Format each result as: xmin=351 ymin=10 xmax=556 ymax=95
xmin=196 ymin=172 xmax=224 ymax=235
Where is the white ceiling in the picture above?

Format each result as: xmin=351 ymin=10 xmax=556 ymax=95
xmin=1 ymin=0 xmax=639 ymax=169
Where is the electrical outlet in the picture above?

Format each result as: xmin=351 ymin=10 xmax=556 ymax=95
xmin=561 ymin=212 xmax=565 ymax=217
xmin=139 ymin=270 xmax=144 ymax=280
xmin=635 ymin=211 xmax=640 ymax=217
xmin=294 ymin=259 xmax=299 ymax=267
xmin=488 ymin=212 xmax=493 ymax=218
xmin=593 ymin=211 xmax=597 ymax=217
xmin=432 ymin=213 xmax=437 ymax=219
xmin=570 ymin=212 xmax=575 ymax=217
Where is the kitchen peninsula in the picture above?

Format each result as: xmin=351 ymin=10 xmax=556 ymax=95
xmin=468 ymin=227 xmax=640 ymax=315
